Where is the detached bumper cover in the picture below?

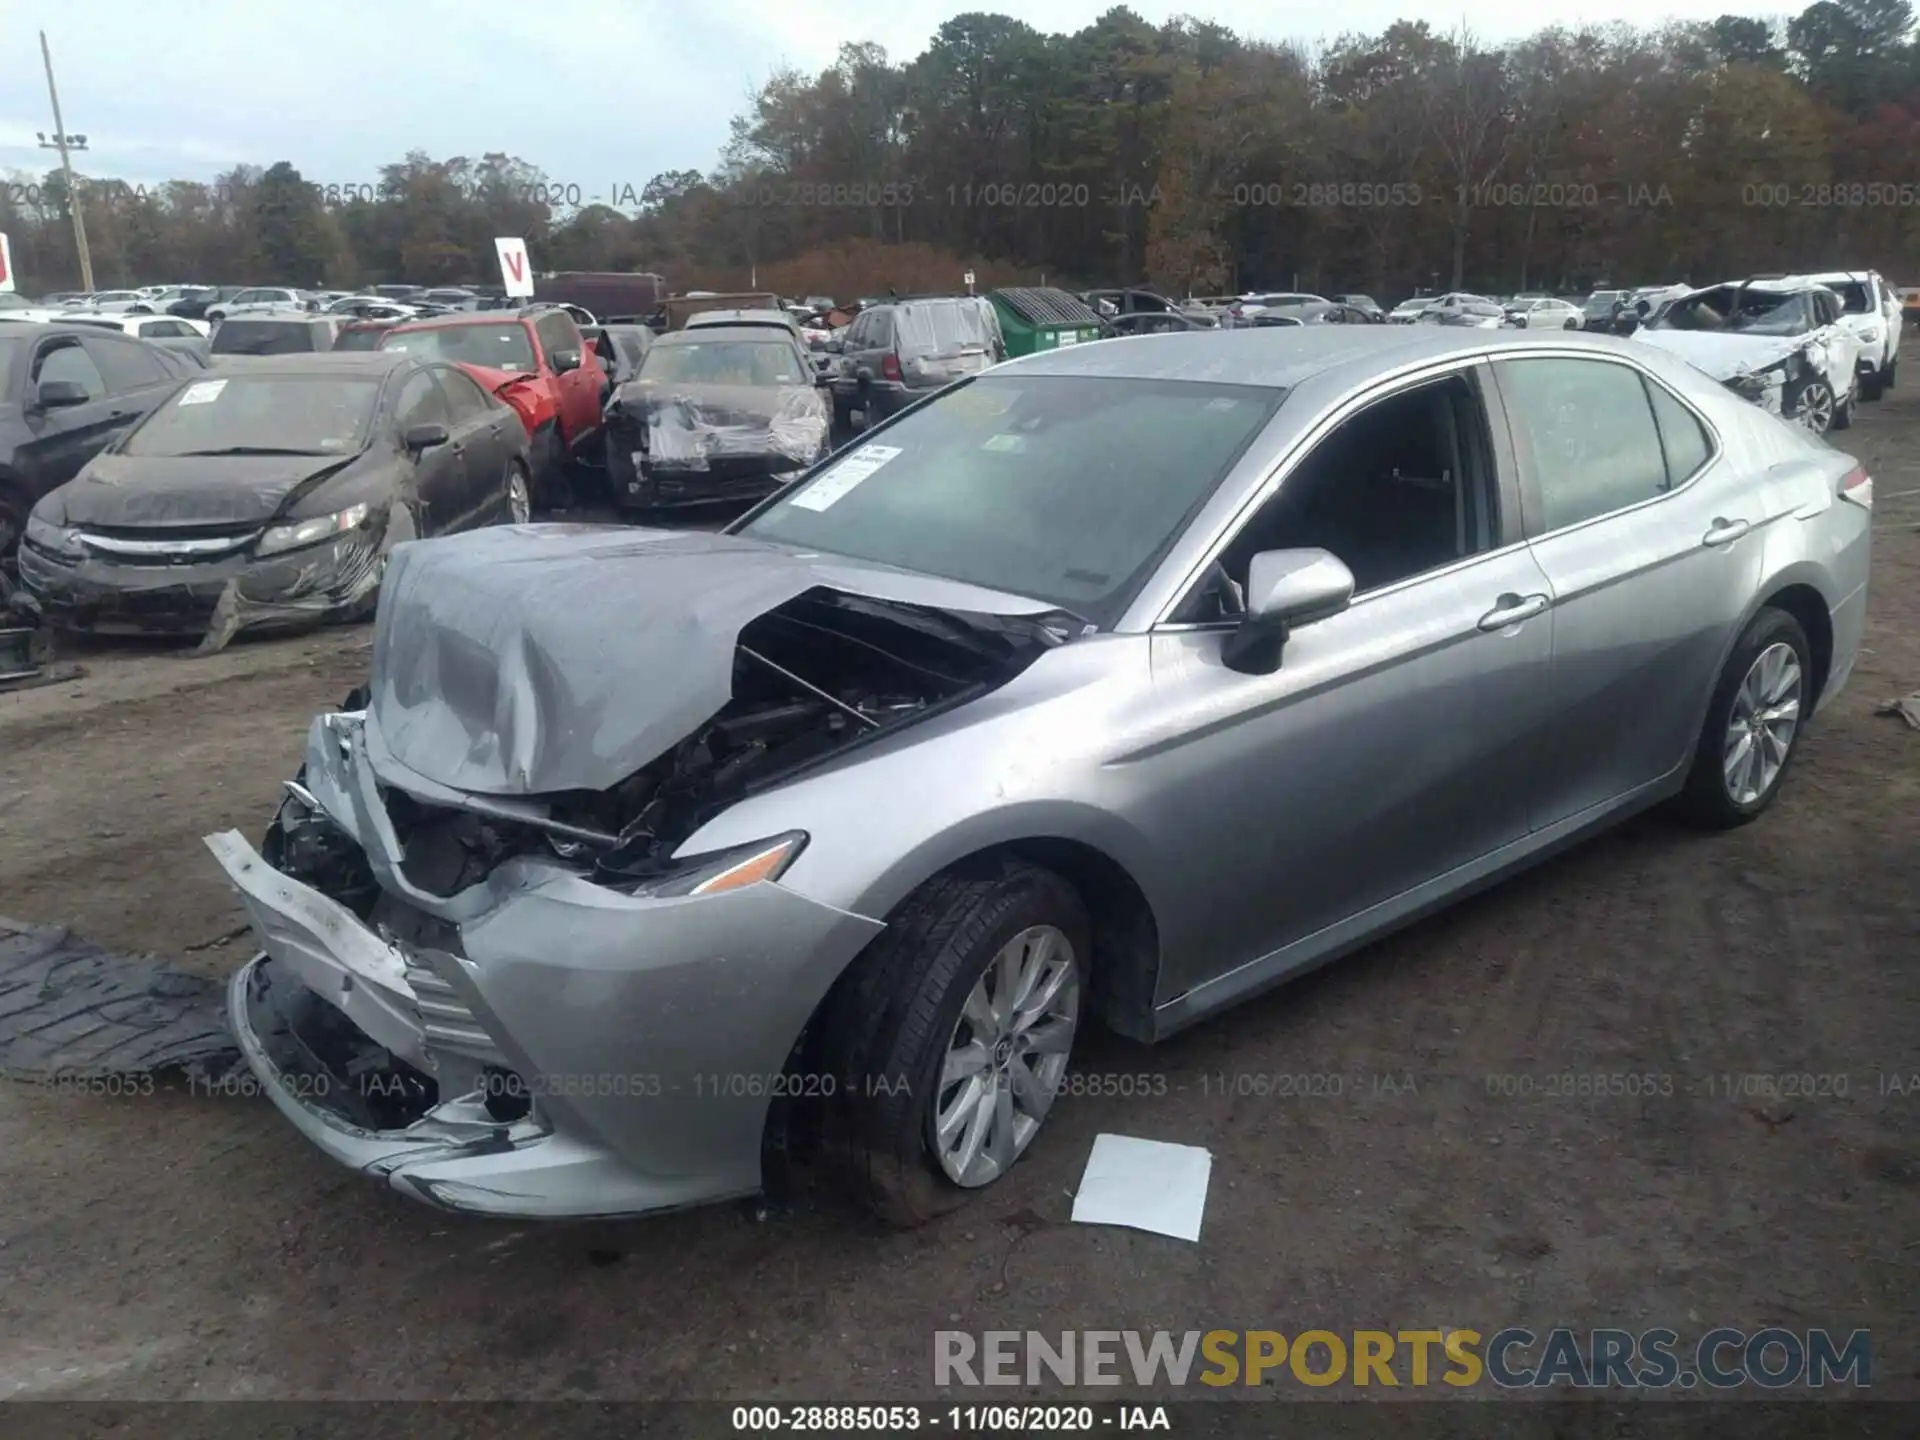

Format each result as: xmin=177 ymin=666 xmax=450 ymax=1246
xmin=207 ymin=715 xmax=885 ymax=1218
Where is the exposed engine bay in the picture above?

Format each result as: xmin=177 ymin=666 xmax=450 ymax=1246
xmin=265 ymin=587 xmax=1068 ymax=905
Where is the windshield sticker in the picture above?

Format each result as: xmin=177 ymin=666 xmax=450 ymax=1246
xmin=1204 ymin=397 xmax=1240 ymax=411
xmin=980 ymin=433 xmax=1026 ymax=453
xmin=177 ymin=379 xmax=227 ymax=406
xmin=788 ymin=443 xmax=901 ymax=512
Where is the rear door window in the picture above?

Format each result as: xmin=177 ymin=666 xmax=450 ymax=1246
xmin=1496 ymin=357 xmax=1672 ymax=533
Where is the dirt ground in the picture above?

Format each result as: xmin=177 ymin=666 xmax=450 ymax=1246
xmin=1 ymin=359 xmax=1917 ymax=1406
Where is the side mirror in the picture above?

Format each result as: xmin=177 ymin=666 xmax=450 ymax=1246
xmin=403 ymin=421 xmax=450 ymax=454
xmin=34 ymin=378 xmax=92 ymax=410
xmin=1220 ymin=548 xmax=1354 ymax=675
xmin=550 ymin=348 xmax=582 ymax=373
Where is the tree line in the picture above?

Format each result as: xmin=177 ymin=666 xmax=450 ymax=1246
xmin=4 ymin=3 xmax=1918 ymax=302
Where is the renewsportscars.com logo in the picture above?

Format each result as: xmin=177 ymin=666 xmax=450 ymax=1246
xmin=933 ymin=1328 xmax=1872 ymax=1390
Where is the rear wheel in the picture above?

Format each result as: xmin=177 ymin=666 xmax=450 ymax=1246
xmin=1859 ymin=370 xmax=1884 ymax=402
xmin=1676 ymin=608 xmax=1812 ymax=829
xmin=503 ymin=459 xmax=531 ymax=525
xmin=818 ymin=857 xmax=1089 ymax=1227
xmin=1831 ymin=387 xmax=1854 ymax=431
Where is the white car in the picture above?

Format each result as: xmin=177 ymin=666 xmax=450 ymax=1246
xmin=62 ymin=312 xmax=210 ymax=339
xmin=1503 ymin=297 xmax=1584 ymax=330
xmin=324 ymin=294 xmax=421 ymax=321
xmin=1632 ymin=278 xmax=1863 ymax=435
xmin=1387 ymin=297 xmax=1433 ymax=323
xmin=1412 ymin=292 xmax=1498 ymax=324
xmin=1803 ymin=270 xmax=1901 ymax=399
xmin=65 ymin=289 xmax=154 ymax=314
xmin=1227 ymin=291 xmax=1327 ymax=327
xmin=206 ymin=287 xmax=315 ymax=323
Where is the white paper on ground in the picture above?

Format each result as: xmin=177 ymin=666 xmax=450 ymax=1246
xmin=1070 ymin=1134 xmax=1212 ymax=1242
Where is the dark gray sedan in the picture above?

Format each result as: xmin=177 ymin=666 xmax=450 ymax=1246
xmin=17 ymin=352 xmax=531 ymax=647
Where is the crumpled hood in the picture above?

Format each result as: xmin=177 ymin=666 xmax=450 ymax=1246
xmin=368 ymin=524 xmax=1057 ymax=797
xmin=1632 ymin=329 xmax=1806 ymax=380
xmin=41 ymin=451 xmax=358 ymax=528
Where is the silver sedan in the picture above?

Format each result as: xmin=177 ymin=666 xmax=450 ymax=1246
xmin=210 ymin=326 xmax=1872 ymax=1224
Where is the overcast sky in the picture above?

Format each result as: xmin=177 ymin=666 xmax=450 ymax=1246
xmin=1 ymin=1 xmax=1774 ymax=199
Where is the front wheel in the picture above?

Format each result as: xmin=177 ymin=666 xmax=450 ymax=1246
xmin=1676 ymin=608 xmax=1813 ymax=829
xmin=1790 ymin=378 xmax=1835 ymax=435
xmin=818 ymin=858 xmax=1089 ymax=1227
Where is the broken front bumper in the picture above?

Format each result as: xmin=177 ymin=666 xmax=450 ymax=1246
xmin=207 ymin=715 xmax=884 ymax=1219
xmin=16 ymin=531 xmax=381 ymax=641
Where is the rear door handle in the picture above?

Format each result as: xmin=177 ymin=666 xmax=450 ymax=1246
xmin=1702 ymin=517 xmax=1752 ymax=548
xmin=1478 ymin=592 xmax=1550 ymax=631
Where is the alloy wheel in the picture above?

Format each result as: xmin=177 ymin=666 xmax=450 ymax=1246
xmin=930 ymin=924 xmax=1079 ymax=1188
xmin=506 ymin=466 xmax=532 ymax=524
xmin=1722 ymin=641 xmax=1802 ymax=806
xmin=1795 ymin=381 xmax=1834 ymax=434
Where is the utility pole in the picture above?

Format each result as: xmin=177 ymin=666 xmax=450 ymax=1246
xmin=38 ymin=31 xmax=95 ymax=292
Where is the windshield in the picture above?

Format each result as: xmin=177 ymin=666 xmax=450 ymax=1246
xmin=211 ymin=321 xmax=322 ymax=355
xmin=380 ymin=322 xmax=536 ymax=371
xmin=1648 ymin=286 xmax=1814 ymax=337
xmin=122 ymin=375 xmax=381 ymax=458
xmin=1584 ymin=292 xmax=1625 ymax=313
xmin=737 ymin=375 xmax=1283 ymax=625
xmin=640 ymin=340 xmax=804 ymax=386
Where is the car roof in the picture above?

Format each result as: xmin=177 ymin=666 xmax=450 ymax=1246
xmin=655 ymin=325 xmax=798 ymax=346
xmin=1801 ymin=271 xmax=1871 ymax=283
xmin=207 ymin=352 xmax=412 ymax=376
xmin=687 ymin=309 xmax=796 ymax=327
xmin=388 ymin=312 xmax=527 ymax=330
xmin=999 ymin=324 xmax=1666 ymax=388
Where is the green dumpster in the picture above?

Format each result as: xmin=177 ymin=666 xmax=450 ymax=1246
xmin=988 ymin=287 xmax=1106 ymax=357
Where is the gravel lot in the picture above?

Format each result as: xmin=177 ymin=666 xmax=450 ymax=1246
xmin=2 ymin=356 xmax=1916 ymax=1406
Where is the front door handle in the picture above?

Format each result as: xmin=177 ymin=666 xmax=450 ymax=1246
xmin=1702 ymin=517 xmax=1752 ymax=548
xmin=1478 ymin=592 xmax=1550 ymax=631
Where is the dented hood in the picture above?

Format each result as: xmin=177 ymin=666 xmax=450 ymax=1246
xmin=40 ymin=450 xmax=359 ymax=528
xmin=367 ymin=524 xmax=1059 ymax=797
xmin=1632 ymin=329 xmax=1805 ymax=380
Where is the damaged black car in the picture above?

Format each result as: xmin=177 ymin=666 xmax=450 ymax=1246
xmin=602 ymin=324 xmax=833 ymax=513
xmin=16 ymin=352 xmax=532 ymax=649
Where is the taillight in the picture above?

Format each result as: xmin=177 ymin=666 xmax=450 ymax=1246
xmin=882 ymin=351 xmax=902 ymax=382
xmin=1838 ymin=465 xmax=1873 ymax=510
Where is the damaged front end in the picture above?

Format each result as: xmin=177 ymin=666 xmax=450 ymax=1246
xmin=604 ymin=382 xmax=830 ymax=510
xmin=16 ymin=501 xmax=396 ymax=654
xmin=209 ymin=528 xmax=1073 ymax=1217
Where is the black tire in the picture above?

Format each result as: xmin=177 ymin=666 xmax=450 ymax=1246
xmin=529 ymin=423 xmax=569 ymax=509
xmin=1831 ymin=389 xmax=1854 ymax=431
xmin=1884 ymin=358 xmax=1897 ymax=392
xmin=816 ymin=856 xmax=1090 ymax=1227
xmin=0 ymin=480 xmax=28 ymax=566
xmin=1859 ymin=371 xmax=1883 ymax=402
xmin=1676 ymin=607 xmax=1813 ymax=830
